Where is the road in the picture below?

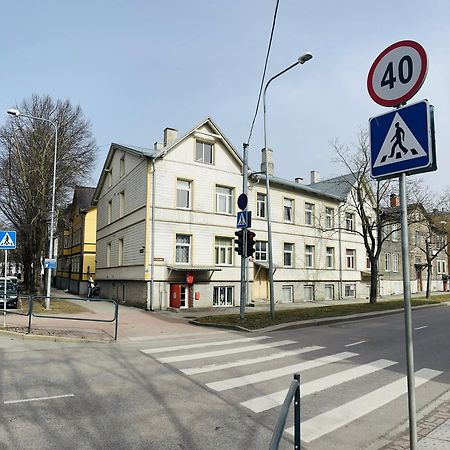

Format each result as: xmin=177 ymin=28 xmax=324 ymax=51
xmin=0 ymin=305 xmax=449 ymax=449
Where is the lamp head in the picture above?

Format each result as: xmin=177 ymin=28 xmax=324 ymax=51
xmin=7 ymin=108 xmax=20 ymax=117
xmin=299 ymin=52 xmax=313 ymax=64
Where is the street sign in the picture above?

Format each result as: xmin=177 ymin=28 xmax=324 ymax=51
xmin=370 ymin=99 xmax=436 ymax=179
xmin=367 ymin=40 xmax=428 ymax=107
xmin=237 ymin=193 xmax=248 ymax=210
xmin=0 ymin=231 xmax=16 ymax=249
xmin=44 ymin=258 xmax=57 ymax=269
xmin=237 ymin=210 xmax=251 ymax=229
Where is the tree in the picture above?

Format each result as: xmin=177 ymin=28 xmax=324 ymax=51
xmin=0 ymin=95 xmax=97 ymax=293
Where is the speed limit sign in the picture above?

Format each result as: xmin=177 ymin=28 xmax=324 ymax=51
xmin=367 ymin=40 xmax=428 ymax=107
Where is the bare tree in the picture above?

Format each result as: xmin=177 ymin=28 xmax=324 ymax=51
xmin=0 ymin=94 xmax=97 ymax=293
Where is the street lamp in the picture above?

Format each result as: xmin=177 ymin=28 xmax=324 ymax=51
xmin=7 ymin=108 xmax=58 ymax=309
xmin=263 ymin=52 xmax=313 ymax=318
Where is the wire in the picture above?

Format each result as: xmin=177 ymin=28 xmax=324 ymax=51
xmin=245 ymin=0 xmax=280 ymax=147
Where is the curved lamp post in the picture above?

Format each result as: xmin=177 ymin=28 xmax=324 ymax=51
xmin=263 ymin=52 xmax=313 ymax=318
xmin=7 ymin=108 xmax=58 ymax=309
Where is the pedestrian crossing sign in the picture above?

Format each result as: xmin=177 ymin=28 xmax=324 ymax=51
xmin=370 ymin=100 xmax=436 ymax=180
xmin=236 ymin=210 xmax=251 ymax=229
xmin=0 ymin=231 xmax=16 ymax=249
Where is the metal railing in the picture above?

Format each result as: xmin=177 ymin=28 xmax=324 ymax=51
xmin=270 ymin=373 xmax=301 ymax=450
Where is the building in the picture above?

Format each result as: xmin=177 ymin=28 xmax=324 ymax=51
xmin=55 ymin=186 xmax=97 ymax=295
xmin=92 ymin=118 xmax=373 ymax=309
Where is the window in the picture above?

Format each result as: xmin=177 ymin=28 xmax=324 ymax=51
xmin=345 ymin=213 xmax=355 ymax=231
xmin=119 ymin=191 xmax=125 ymax=218
xmin=393 ymin=253 xmax=399 ymax=272
xmin=391 ymin=228 xmax=399 ymax=242
xmin=344 ymin=284 xmax=356 ymax=298
xmin=366 ymin=253 xmax=372 ymax=270
xmin=282 ymin=285 xmax=293 ymax=303
xmin=325 ymin=284 xmax=335 ymax=301
xmin=107 ymin=200 xmax=112 ymax=224
xmin=176 ymin=234 xmax=191 ymax=264
xmin=177 ymin=179 xmax=191 ymax=209
xmin=118 ymin=239 xmax=124 ymax=266
xmin=195 ymin=141 xmax=213 ymax=164
xmin=304 ymin=285 xmax=314 ymax=302
xmin=346 ymin=249 xmax=356 ymax=269
xmin=215 ymin=237 xmax=232 ymax=265
xmin=255 ymin=241 xmax=267 ymax=261
xmin=415 ymin=230 xmax=420 ymax=246
xmin=120 ymin=155 xmax=125 ymax=177
xmin=216 ymin=186 xmax=233 ymax=214
xmin=107 ymin=171 xmax=112 ymax=188
xmin=213 ymin=286 xmax=233 ymax=307
xmin=257 ymin=193 xmax=266 ymax=218
xmin=326 ymin=247 xmax=334 ymax=269
xmin=284 ymin=243 xmax=294 ymax=267
xmin=305 ymin=245 xmax=315 ymax=268
xmin=325 ymin=207 xmax=334 ymax=229
xmin=284 ymin=198 xmax=294 ymax=223
xmin=106 ymin=243 xmax=111 ymax=267
xmin=305 ymin=203 xmax=314 ymax=225
xmin=385 ymin=253 xmax=391 ymax=272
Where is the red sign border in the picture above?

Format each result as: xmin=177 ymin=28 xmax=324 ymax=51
xmin=367 ymin=40 xmax=428 ymax=107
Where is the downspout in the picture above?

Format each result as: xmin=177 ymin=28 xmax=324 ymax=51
xmin=338 ymin=204 xmax=343 ymax=299
xmin=150 ymin=158 xmax=156 ymax=310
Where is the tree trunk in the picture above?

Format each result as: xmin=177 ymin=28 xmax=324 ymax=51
xmin=426 ymin=262 xmax=432 ymax=299
xmin=369 ymin=259 xmax=378 ymax=304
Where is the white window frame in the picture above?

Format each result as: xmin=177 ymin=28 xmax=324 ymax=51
xmin=107 ymin=200 xmax=112 ymax=224
xmin=195 ymin=141 xmax=213 ymax=164
xmin=176 ymin=234 xmax=191 ymax=264
xmin=213 ymin=286 xmax=234 ymax=307
xmin=215 ymin=237 xmax=233 ymax=265
xmin=385 ymin=252 xmax=391 ymax=272
xmin=393 ymin=253 xmax=399 ymax=273
xmin=345 ymin=212 xmax=355 ymax=231
xmin=119 ymin=191 xmax=125 ymax=218
xmin=304 ymin=285 xmax=314 ymax=302
xmin=346 ymin=249 xmax=356 ymax=269
xmin=216 ymin=186 xmax=233 ymax=214
xmin=324 ymin=284 xmax=335 ymax=301
xmin=177 ymin=179 xmax=192 ymax=210
xmin=284 ymin=198 xmax=294 ymax=223
xmin=325 ymin=207 xmax=334 ymax=229
xmin=118 ymin=238 xmax=124 ymax=266
xmin=326 ymin=247 xmax=334 ymax=269
xmin=120 ymin=155 xmax=125 ymax=177
xmin=344 ymin=283 xmax=356 ymax=298
xmin=257 ymin=193 xmax=266 ymax=218
xmin=106 ymin=242 xmax=111 ymax=268
xmin=283 ymin=243 xmax=294 ymax=267
xmin=305 ymin=245 xmax=315 ymax=268
xmin=305 ymin=203 xmax=314 ymax=225
xmin=282 ymin=285 xmax=294 ymax=303
xmin=255 ymin=241 xmax=267 ymax=261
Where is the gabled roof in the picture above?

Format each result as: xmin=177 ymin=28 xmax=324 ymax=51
xmin=308 ymin=173 xmax=358 ymax=201
xmin=73 ymin=186 xmax=96 ymax=211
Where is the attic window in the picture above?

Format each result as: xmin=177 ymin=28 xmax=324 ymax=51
xmin=120 ymin=155 xmax=125 ymax=177
xmin=195 ymin=141 xmax=213 ymax=164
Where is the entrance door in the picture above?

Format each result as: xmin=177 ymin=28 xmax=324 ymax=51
xmin=253 ymin=266 xmax=269 ymax=300
xmin=180 ymin=285 xmax=189 ymax=309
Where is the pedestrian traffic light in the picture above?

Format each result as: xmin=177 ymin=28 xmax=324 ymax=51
xmin=246 ymin=230 xmax=256 ymax=258
xmin=234 ymin=230 xmax=244 ymax=256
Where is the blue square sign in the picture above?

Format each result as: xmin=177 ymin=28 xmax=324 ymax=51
xmin=370 ymin=100 xmax=436 ymax=180
xmin=0 ymin=231 xmax=16 ymax=249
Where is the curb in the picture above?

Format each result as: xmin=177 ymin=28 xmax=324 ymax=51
xmin=189 ymin=302 xmax=447 ymax=333
xmin=0 ymin=328 xmax=116 ymax=344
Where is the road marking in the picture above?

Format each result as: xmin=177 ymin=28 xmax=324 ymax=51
xmin=291 ymin=368 xmax=442 ymax=443
xmin=4 ymin=394 xmax=75 ymax=405
xmin=414 ymin=326 xmax=428 ymax=331
xmin=241 ymin=359 xmax=397 ymax=413
xmin=206 ymin=352 xmax=358 ymax=392
xmin=181 ymin=345 xmax=324 ymax=375
xmin=141 ymin=336 xmax=270 ymax=354
xmin=345 ymin=340 xmax=366 ymax=347
xmin=129 ymin=331 xmax=227 ymax=341
xmin=157 ymin=340 xmax=297 ymax=364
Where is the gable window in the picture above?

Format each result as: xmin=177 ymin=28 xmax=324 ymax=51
xmin=257 ymin=193 xmax=266 ymax=218
xmin=107 ymin=200 xmax=112 ymax=224
xmin=177 ymin=179 xmax=191 ymax=209
xmin=118 ymin=238 xmax=124 ymax=266
xmin=346 ymin=249 xmax=356 ymax=269
xmin=284 ymin=243 xmax=294 ymax=267
xmin=255 ymin=241 xmax=267 ymax=261
xmin=284 ymin=198 xmax=294 ymax=223
xmin=120 ymin=155 xmax=125 ymax=177
xmin=345 ymin=212 xmax=355 ymax=231
xmin=215 ymin=237 xmax=232 ymax=265
xmin=119 ymin=191 xmax=125 ymax=218
xmin=106 ymin=242 xmax=111 ymax=268
xmin=305 ymin=203 xmax=314 ymax=225
xmin=325 ymin=207 xmax=334 ymax=229
xmin=305 ymin=245 xmax=315 ymax=268
xmin=107 ymin=171 xmax=112 ymax=188
xmin=326 ymin=247 xmax=334 ymax=269
xmin=176 ymin=234 xmax=191 ymax=264
xmin=216 ymin=186 xmax=233 ymax=214
xmin=195 ymin=141 xmax=213 ymax=164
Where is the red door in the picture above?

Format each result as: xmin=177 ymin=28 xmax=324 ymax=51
xmin=170 ymin=284 xmax=181 ymax=308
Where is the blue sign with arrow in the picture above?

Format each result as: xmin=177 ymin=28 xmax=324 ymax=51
xmin=370 ymin=99 xmax=436 ymax=180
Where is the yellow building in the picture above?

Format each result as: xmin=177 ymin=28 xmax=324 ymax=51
xmin=55 ymin=186 xmax=97 ymax=295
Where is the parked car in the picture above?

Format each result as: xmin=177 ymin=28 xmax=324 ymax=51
xmin=0 ymin=279 xmax=19 ymax=309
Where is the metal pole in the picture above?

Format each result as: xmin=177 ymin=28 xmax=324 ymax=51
xmin=399 ymin=172 xmax=417 ymax=449
xmin=294 ymin=373 xmax=301 ymax=449
xmin=240 ymin=143 xmax=249 ymax=320
xmin=3 ymin=250 xmax=7 ymax=327
xmin=263 ymin=61 xmax=301 ymax=318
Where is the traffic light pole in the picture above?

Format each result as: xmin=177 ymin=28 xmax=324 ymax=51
xmin=240 ymin=143 xmax=249 ymax=320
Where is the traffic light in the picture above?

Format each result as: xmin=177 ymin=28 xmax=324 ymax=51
xmin=234 ymin=230 xmax=244 ymax=255
xmin=246 ymin=230 xmax=256 ymax=258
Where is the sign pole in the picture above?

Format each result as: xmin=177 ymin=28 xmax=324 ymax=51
xmin=399 ymin=172 xmax=417 ymax=449
xmin=240 ymin=144 xmax=249 ymax=321
xmin=3 ymin=249 xmax=7 ymax=328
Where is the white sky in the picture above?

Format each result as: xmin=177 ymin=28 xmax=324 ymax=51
xmin=1 ymin=1 xmax=449 ymax=194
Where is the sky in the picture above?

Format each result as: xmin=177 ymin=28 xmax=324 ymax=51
xmin=1 ymin=0 xmax=449 ymax=195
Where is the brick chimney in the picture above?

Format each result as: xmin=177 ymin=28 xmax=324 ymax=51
xmin=310 ymin=170 xmax=320 ymax=184
xmin=163 ymin=127 xmax=178 ymax=147
xmin=390 ymin=193 xmax=400 ymax=207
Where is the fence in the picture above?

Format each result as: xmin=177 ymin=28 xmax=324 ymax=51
xmin=269 ymin=373 xmax=301 ymax=450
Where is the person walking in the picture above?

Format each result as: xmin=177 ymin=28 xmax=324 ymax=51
xmin=87 ymin=276 xmax=95 ymax=301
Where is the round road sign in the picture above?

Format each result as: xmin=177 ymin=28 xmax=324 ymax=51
xmin=367 ymin=40 xmax=428 ymax=107
xmin=237 ymin=193 xmax=248 ymax=210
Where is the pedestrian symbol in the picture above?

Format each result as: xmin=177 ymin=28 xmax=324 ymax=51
xmin=0 ymin=231 xmax=16 ymax=249
xmin=236 ymin=210 xmax=251 ymax=229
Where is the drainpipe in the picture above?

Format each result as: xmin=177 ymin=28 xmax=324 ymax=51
xmin=338 ymin=204 xmax=343 ymax=299
xmin=149 ymin=158 xmax=156 ymax=310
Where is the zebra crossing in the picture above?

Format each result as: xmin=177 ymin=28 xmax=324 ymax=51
xmin=138 ymin=333 xmax=442 ymax=444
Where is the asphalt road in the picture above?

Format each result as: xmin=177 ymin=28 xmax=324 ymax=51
xmin=1 ymin=304 xmax=449 ymax=450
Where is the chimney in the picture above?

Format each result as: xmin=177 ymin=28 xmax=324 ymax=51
xmin=163 ymin=127 xmax=178 ymax=147
xmin=294 ymin=177 xmax=304 ymax=184
xmin=310 ymin=170 xmax=320 ymax=184
xmin=154 ymin=141 xmax=163 ymax=151
xmin=390 ymin=193 xmax=400 ymax=207
xmin=261 ymin=148 xmax=274 ymax=176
